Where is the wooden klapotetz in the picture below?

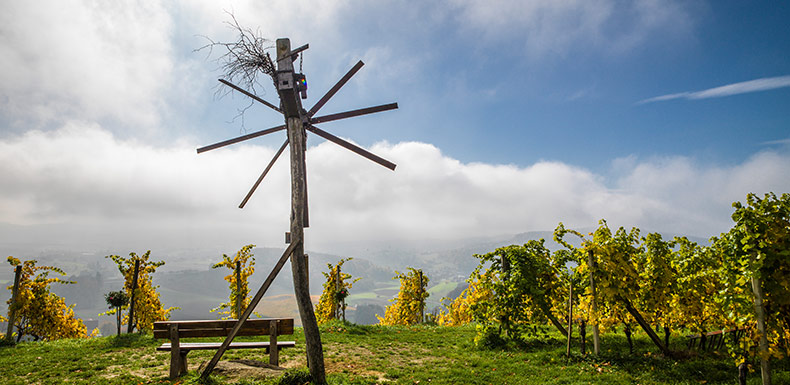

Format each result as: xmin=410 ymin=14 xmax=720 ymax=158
xmin=197 ymin=38 xmax=398 ymax=382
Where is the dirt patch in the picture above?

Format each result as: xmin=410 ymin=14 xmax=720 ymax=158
xmin=197 ymin=359 xmax=286 ymax=381
xmin=100 ymin=364 xmax=163 ymax=380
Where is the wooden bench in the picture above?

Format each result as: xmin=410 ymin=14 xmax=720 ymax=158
xmin=153 ymin=318 xmax=295 ymax=379
xmin=686 ymin=328 xmax=745 ymax=351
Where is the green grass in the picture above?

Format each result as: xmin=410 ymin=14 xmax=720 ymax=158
xmin=426 ymin=280 xmax=460 ymax=300
xmin=1 ymin=323 xmax=788 ymax=384
xmin=345 ymin=292 xmax=379 ymax=302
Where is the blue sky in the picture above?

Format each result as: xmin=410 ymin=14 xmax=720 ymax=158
xmin=185 ymin=1 xmax=790 ymax=172
xmin=1 ymin=1 xmax=789 ymax=258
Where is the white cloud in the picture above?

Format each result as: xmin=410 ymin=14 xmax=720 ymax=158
xmin=0 ymin=0 xmax=359 ymax=135
xmin=2 ymin=124 xmax=788 ymax=256
xmin=449 ymin=0 xmax=693 ymax=57
xmin=638 ymin=75 xmax=790 ymax=104
xmin=0 ymin=1 xmax=174 ymax=130
xmin=761 ymin=138 xmax=790 ymax=146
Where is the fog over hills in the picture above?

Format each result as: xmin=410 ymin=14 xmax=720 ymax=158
xmin=1 ymin=226 xmax=711 ymax=331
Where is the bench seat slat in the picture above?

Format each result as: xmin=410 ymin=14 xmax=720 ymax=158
xmin=157 ymin=341 xmax=296 ymax=351
xmin=153 ymin=318 xmax=294 ymax=339
xmin=154 ymin=328 xmax=277 ymax=339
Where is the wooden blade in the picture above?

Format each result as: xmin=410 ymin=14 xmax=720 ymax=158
xmin=310 ymin=103 xmax=398 ymax=125
xmin=307 ymin=60 xmax=364 ymax=117
xmin=219 ymin=79 xmax=282 ymax=113
xmin=306 ymin=125 xmax=396 ymax=170
xmin=239 ymin=138 xmax=289 ymax=208
xmin=197 ymin=125 xmax=286 ymax=154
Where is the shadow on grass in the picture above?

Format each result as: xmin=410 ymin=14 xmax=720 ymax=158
xmin=564 ymin=334 xmax=762 ymax=384
xmin=319 ymin=320 xmax=376 ymax=336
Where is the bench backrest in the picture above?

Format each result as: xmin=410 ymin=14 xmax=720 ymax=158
xmin=153 ymin=318 xmax=294 ymax=339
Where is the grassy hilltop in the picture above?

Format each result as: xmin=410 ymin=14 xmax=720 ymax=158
xmin=2 ymin=322 xmax=788 ymax=385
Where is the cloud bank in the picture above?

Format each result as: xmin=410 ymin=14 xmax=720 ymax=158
xmin=638 ymin=75 xmax=790 ymax=104
xmin=2 ymin=124 xmax=788 ymax=256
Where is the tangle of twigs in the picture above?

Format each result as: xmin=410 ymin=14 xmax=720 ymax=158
xmin=196 ymin=12 xmax=278 ymax=129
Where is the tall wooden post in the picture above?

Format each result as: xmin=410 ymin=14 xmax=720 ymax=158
xmin=5 ymin=265 xmax=22 ymax=343
xmin=500 ymin=255 xmax=510 ymax=335
xmin=752 ymin=274 xmax=772 ymax=385
xmin=235 ymin=261 xmax=242 ymax=318
xmin=127 ymin=260 xmax=140 ymax=334
xmin=588 ymin=250 xmax=600 ymax=355
xmin=278 ymin=38 xmax=326 ymax=384
xmin=418 ymin=271 xmax=424 ymax=324
xmin=566 ymin=278 xmax=573 ymax=358
xmin=116 ymin=306 xmax=122 ymax=336
xmin=335 ymin=268 xmax=342 ymax=321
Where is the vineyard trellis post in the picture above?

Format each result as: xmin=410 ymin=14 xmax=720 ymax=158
xmin=566 ymin=277 xmax=573 ymax=358
xmin=751 ymin=271 xmax=771 ymax=385
xmin=588 ymin=250 xmax=600 ymax=355
xmin=4 ymin=265 xmax=22 ymax=343
xmin=418 ymin=270 xmax=425 ymax=324
xmin=235 ymin=261 xmax=242 ymax=318
xmin=127 ymin=260 xmax=140 ymax=333
xmin=116 ymin=303 xmax=122 ymax=336
xmin=501 ymin=254 xmax=510 ymax=335
xmin=335 ymin=267 xmax=345 ymax=322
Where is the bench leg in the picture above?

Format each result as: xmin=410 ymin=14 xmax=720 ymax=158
xmin=269 ymin=320 xmax=279 ymax=366
xmin=180 ymin=351 xmax=188 ymax=376
xmin=169 ymin=324 xmax=184 ymax=379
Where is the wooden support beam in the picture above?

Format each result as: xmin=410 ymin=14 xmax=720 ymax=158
xmin=620 ymin=296 xmax=672 ymax=357
xmin=200 ymin=241 xmax=298 ymax=380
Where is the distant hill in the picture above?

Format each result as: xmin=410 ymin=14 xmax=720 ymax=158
xmin=2 ymin=228 xmax=712 ymax=330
